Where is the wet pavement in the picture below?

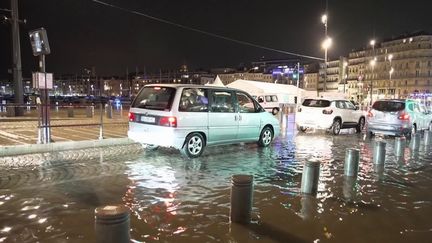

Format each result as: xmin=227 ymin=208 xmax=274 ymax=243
xmin=0 ymin=107 xmax=128 ymax=145
xmin=0 ymin=115 xmax=432 ymax=242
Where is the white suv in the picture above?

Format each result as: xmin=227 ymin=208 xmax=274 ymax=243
xmin=296 ymin=98 xmax=366 ymax=135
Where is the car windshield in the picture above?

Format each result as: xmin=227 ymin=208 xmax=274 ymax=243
xmin=372 ymin=100 xmax=405 ymax=112
xmin=302 ymin=99 xmax=331 ymax=107
xmin=132 ymin=86 xmax=176 ymax=110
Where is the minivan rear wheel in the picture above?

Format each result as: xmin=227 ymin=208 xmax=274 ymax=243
xmin=258 ymin=126 xmax=273 ymax=147
xmin=181 ymin=133 xmax=205 ymax=158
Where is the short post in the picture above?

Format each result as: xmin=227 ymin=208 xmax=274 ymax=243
xmin=55 ymin=101 xmax=59 ymax=112
xmin=373 ymin=141 xmax=386 ymax=165
xmin=230 ymin=175 xmax=253 ymax=224
xmin=99 ymin=102 xmax=104 ymax=140
xmin=394 ymin=137 xmax=406 ymax=157
xmin=106 ymin=103 xmax=113 ymax=119
xmin=67 ymin=105 xmax=74 ymax=118
xmin=410 ymin=133 xmax=421 ymax=151
xmin=94 ymin=205 xmax=130 ymax=243
xmin=300 ymin=161 xmax=321 ymax=195
xmin=424 ymin=131 xmax=432 ymax=146
xmin=86 ymin=106 xmax=93 ymax=118
xmin=6 ymin=104 xmax=16 ymax=117
xmin=344 ymin=148 xmax=360 ymax=177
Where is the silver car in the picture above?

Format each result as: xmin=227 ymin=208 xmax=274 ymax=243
xmin=366 ymin=99 xmax=431 ymax=138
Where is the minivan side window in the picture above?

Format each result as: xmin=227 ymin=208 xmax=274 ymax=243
xmin=210 ymin=90 xmax=235 ymax=113
xmin=236 ymin=92 xmax=257 ymax=113
xmin=179 ymin=88 xmax=208 ymax=112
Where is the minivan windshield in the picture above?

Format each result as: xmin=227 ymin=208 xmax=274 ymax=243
xmin=302 ymin=99 xmax=331 ymax=107
xmin=372 ymin=100 xmax=405 ymax=112
xmin=132 ymin=86 xmax=176 ymax=110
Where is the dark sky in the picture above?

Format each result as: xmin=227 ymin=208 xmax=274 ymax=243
xmin=1 ymin=0 xmax=431 ymax=78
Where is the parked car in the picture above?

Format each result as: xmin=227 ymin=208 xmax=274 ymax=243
xmin=255 ymin=94 xmax=281 ymax=115
xmin=128 ymin=84 xmax=280 ymax=158
xmin=367 ymin=99 xmax=432 ymax=138
xmin=296 ymin=98 xmax=366 ymax=135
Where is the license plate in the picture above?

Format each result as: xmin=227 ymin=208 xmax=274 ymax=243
xmin=140 ymin=116 xmax=155 ymax=123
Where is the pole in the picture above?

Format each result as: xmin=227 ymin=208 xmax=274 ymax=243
xmin=369 ymin=45 xmax=375 ymax=106
xmin=11 ymin=0 xmax=24 ymax=116
xmin=296 ymin=62 xmax=300 ymax=105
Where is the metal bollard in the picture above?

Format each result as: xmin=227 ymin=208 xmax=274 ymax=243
xmin=230 ymin=175 xmax=253 ymax=224
xmin=394 ymin=137 xmax=406 ymax=157
xmin=344 ymin=148 xmax=360 ymax=177
xmin=410 ymin=133 xmax=421 ymax=151
xmin=342 ymin=176 xmax=357 ymax=201
xmin=86 ymin=106 xmax=93 ymax=118
xmin=106 ymin=104 xmax=113 ymax=119
xmin=300 ymin=161 xmax=320 ymax=195
xmin=67 ymin=106 xmax=74 ymax=117
xmin=424 ymin=131 xmax=432 ymax=146
xmin=95 ymin=205 xmax=130 ymax=243
xmin=373 ymin=141 xmax=386 ymax=165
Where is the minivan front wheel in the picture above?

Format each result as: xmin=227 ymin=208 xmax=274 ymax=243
xmin=258 ymin=126 xmax=273 ymax=147
xmin=181 ymin=133 xmax=205 ymax=158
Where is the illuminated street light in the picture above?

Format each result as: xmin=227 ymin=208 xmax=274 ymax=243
xmin=322 ymin=37 xmax=332 ymax=49
xmin=370 ymin=39 xmax=376 ymax=48
xmin=321 ymin=14 xmax=328 ymax=25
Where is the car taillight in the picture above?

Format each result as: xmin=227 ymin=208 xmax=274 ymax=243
xmin=159 ymin=116 xmax=177 ymax=127
xmin=367 ymin=110 xmax=373 ymax=117
xmin=322 ymin=109 xmax=333 ymax=115
xmin=297 ymin=107 xmax=302 ymax=112
xmin=128 ymin=112 xmax=136 ymax=122
xmin=398 ymin=113 xmax=410 ymax=120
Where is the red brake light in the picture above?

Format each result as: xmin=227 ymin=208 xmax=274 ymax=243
xmin=128 ymin=112 xmax=136 ymax=122
xmin=367 ymin=110 xmax=373 ymax=117
xmin=297 ymin=107 xmax=302 ymax=112
xmin=154 ymin=87 xmax=161 ymax=90
xmin=398 ymin=113 xmax=410 ymax=120
xmin=159 ymin=116 xmax=177 ymax=127
xmin=322 ymin=109 xmax=333 ymax=115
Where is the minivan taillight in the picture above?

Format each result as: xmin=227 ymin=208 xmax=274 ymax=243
xmin=159 ymin=116 xmax=177 ymax=127
xmin=322 ymin=109 xmax=333 ymax=115
xmin=398 ymin=113 xmax=410 ymax=120
xmin=367 ymin=110 xmax=373 ymax=117
xmin=128 ymin=112 xmax=136 ymax=122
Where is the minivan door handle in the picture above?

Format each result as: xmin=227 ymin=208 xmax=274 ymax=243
xmin=238 ymin=115 xmax=242 ymax=121
xmin=234 ymin=115 xmax=238 ymax=121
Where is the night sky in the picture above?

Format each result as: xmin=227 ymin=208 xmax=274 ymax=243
xmin=1 ymin=0 xmax=431 ymax=78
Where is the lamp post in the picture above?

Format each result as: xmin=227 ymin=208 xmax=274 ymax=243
xmin=321 ymin=14 xmax=328 ymax=92
xmin=390 ymin=67 xmax=394 ymax=98
xmin=369 ymin=39 xmax=376 ymax=105
xmin=343 ymin=61 xmax=348 ymax=94
xmin=322 ymin=37 xmax=332 ymax=93
xmin=388 ymin=54 xmax=393 ymax=98
xmin=369 ymin=59 xmax=376 ymax=105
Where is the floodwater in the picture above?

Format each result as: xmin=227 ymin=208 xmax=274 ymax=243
xmin=0 ymin=115 xmax=431 ymax=242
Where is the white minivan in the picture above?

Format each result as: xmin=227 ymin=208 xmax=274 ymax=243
xmin=128 ymin=84 xmax=280 ymax=158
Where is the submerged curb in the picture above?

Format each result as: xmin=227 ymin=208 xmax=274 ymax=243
xmin=0 ymin=138 xmax=136 ymax=157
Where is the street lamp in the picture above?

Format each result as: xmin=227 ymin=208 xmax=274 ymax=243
xmin=343 ymin=61 xmax=348 ymax=94
xmin=369 ymin=59 xmax=376 ymax=105
xmin=321 ymin=14 xmax=328 ymax=93
xmin=322 ymin=37 xmax=332 ymax=92
xmin=389 ymin=67 xmax=394 ymax=98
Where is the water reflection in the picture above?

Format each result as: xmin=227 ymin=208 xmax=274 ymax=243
xmin=0 ymin=131 xmax=432 ymax=242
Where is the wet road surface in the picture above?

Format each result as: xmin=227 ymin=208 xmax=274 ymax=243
xmin=0 ymin=118 xmax=432 ymax=242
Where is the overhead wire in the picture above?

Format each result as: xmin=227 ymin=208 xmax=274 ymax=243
xmin=92 ymin=0 xmax=324 ymax=61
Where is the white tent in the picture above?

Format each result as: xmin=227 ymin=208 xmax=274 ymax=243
xmin=227 ymin=79 xmax=305 ymax=104
xmin=205 ymin=75 xmax=225 ymax=87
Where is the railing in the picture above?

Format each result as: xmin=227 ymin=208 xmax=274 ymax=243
xmin=0 ymin=102 xmax=129 ymax=143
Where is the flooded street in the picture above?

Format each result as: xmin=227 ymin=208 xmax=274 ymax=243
xmin=1 ymin=115 xmax=432 ymax=242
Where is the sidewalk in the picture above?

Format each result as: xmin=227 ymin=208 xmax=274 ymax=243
xmin=0 ymin=107 xmax=135 ymax=157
